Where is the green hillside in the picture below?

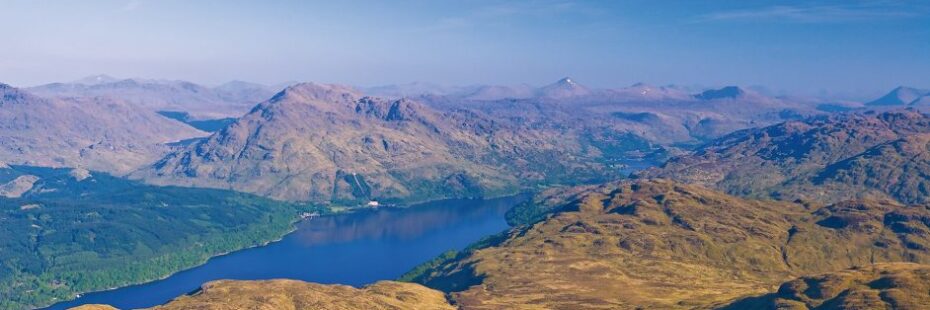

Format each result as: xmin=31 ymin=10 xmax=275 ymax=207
xmin=0 ymin=166 xmax=323 ymax=309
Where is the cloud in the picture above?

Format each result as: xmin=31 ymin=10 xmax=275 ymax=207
xmin=695 ymin=2 xmax=928 ymax=23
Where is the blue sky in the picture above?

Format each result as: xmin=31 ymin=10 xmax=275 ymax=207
xmin=1 ymin=0 xmax=928 ymax=99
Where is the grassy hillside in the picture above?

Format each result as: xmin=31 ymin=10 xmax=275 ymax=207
xmin=405 ymin=180 xmax=930 ymax=309
xmin=0 ymin=166 xmax=323 ymax=309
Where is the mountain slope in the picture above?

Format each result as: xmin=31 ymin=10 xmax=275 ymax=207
xmin=693 ymin=86 xmax=748 ymax=100
xmin=638 ymin=110 xmax=930 ymax=204
xmin=866 ymin=86 xmax=929 ymax=106
xmin=138 ymin=83 xmax=619 ymax=203
xmin=538 ymin=77 xmax=592 ymax=99
xmin=724 ymin=263 xmax=930 ymax=309
xmin=406 ymin=180 xmax=930 ymax=309
xmin=0 ymin=84 xmax=205 ymax=174
xmin=147 ymin=280 xmax=454 ymax=310
xmin=0 ymin=165 xmax=322 ymax=309
xmin=28 ymin=77 xmax=278 ymax=118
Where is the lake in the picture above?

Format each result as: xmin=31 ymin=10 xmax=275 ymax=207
xmin=45 ymin=194 xmax=530 ymax=309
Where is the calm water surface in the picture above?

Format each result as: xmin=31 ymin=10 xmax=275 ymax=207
xmin=46 ymin=194 xmax=529 ymax=309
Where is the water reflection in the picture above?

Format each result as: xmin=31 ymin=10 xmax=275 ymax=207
xmin=295 ymin=198 xmax=518 ymax=246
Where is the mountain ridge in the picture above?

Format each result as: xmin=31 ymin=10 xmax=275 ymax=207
xmin=637 ymin=110 xmax=930 ymax=205
xmin=137 ymin=82 xmax=626 ymax=204
xmin=0 ymin=84 xmax=206 ymax=174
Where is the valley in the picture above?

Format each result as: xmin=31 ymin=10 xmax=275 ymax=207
xmin=2 ymin=77 xmax=928 ymax=310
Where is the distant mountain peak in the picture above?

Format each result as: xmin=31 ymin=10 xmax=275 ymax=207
xmin=694 ymin=86 xmax=747 ymax=100
xmin=866 ymin=86 xmax=929 ymax=106
xmin=73 ymin=74 xmax=120 ymax=85
xmin=539 ymin=77 xmax=590 ymax=99
xmin=267 ymin=82 xmax=361 ymax=108
xmin=557 ymin=77 xmax=577 ymax=86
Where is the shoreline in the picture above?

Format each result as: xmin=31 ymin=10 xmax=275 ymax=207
xmin=39 ymin=219 xmax=305 ymax=310
xmin=43 ymin=192 xmax=533 ymax=309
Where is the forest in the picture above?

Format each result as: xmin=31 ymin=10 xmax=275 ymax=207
xmin=0 ymin=166 xmax=323 ymax=309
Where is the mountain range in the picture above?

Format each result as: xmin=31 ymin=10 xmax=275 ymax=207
xmin=27 ymin=76 xmax=281 ymax=119
xmin=180 ymin=78 xmax=818 ymax=205
xmin=638 ymin=110 xmax=930 ymax=205
xmin=135 ymin=82 xmax=629 ymax=204
xmin=422 ymin=79 xmax=821 ymax=145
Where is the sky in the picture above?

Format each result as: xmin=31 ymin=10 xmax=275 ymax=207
xmin=1 ymin=0 xmax=928 ymax=99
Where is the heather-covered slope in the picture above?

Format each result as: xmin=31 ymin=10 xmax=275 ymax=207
xmin=638 ymin=110 xmax=930 ymax=204
xmin=0 ymin=84 xmax=205 ymax=174
xmin=138 ymin=83 xmax=624 ymax=204
xmin=724 ymin=263 xmax=930 ymax=309
xmin=406 ymin=180 xmax=930 ymax=309
xmin=146 ymin=280 xmax=454 ymax=310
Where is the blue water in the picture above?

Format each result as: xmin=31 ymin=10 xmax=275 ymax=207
xmin=45 ymin=194 xmax=529 ymax=310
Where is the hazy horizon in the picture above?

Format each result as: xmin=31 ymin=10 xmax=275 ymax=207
xmin=2 ymin=0 xmax=929 ymax=100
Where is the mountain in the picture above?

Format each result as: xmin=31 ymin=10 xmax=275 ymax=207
xmin=403 ymin=180 xmax=930 ymax=309
xmin=910 ymin=94 xmax=930 ymax=106
xmin=136 ymin=82 xmax=622 ymax=204
xmin=866 ymin=86 xmax=929 ymax=106
xmin=538 ymin=77 xmax=592 ymax=99
xmin=0 ymin=83 xmax=205 ymax=174
xmin=460 ymin=84 xmax=537 ymax=101
xmin=638 ymin=110 xmax=930 ymax=205
xmin=421 ymin=80 xmax=821 ymax=148
xmin=693 ymin=86 xmax=749 ymax=100
xmin=27 ymin=77 xmax=279 ymax=118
